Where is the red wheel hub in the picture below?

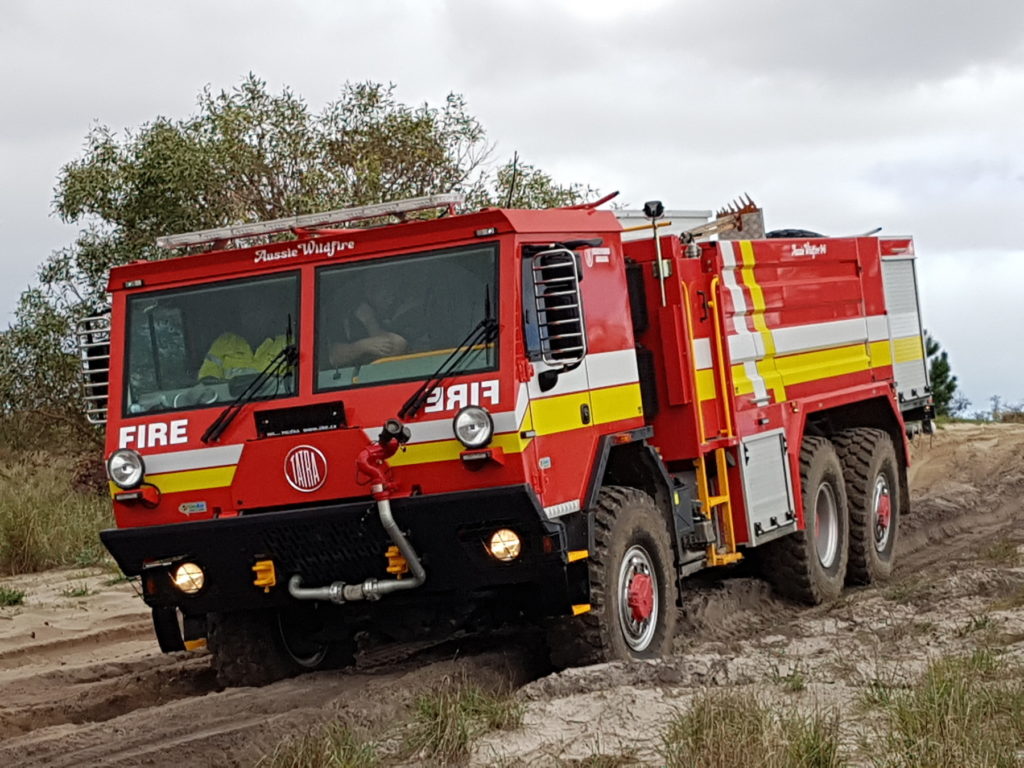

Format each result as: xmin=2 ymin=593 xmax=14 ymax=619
xmin=626 ymin=572 xmax=654 ymax=622
xmin=876 ymin=492 xmax=891 ymax=530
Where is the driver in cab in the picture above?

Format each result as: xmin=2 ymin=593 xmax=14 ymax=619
xmin=328 ymin=280 xmax=420 ymax=367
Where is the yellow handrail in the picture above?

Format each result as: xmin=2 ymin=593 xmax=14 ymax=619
xmin=707 ymin=276 xmax=734 ymax=438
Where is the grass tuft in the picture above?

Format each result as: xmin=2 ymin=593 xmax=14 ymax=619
xmin=559 ymin=753 xmax=643 ymax=767
xmin=0 ymin=452 xmax=112 ymax=575
xmin=661 ymin=689 xmax=844 ymax=768
xmin=405 ymin=675 xmax=524 ymax=763
xmin=61 ymin=583 xmax=91 ymax=598
xmin=862 ymin=650 xmax=1024 ymax=767
xmin=256 ymin=720 xmax=379 ymax=768
xmin=0 ymin=585 xmax=25 ymax=606
xmin=981 ymin=540 xmax=1022 ymax=566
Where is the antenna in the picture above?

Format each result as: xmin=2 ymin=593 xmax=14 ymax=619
xmin=504 ymin=151 xmax=520 ymax=209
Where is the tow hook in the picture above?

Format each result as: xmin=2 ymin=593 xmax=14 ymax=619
xmin=289 ymin=419 xmax=426 ymax=604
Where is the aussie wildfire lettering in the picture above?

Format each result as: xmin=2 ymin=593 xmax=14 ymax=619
xmin=253 ymin=239 xmax=356 ymax=264
xmin=792 ymin=242 xmax=827 ymax=257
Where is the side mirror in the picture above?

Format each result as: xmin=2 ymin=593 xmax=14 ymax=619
xmin=643 ymin=200 xmax=664 ymax=219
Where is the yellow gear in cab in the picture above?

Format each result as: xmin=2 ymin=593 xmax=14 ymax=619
xmin=198 ymin=333 xmax=287 ymax=380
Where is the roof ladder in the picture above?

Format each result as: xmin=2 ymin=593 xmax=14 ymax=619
xmin=156 ymin=193 xmax=464 ymax=250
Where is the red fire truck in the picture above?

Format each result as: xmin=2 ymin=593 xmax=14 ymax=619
xmin=81 ymin=193 xmax=931 ymax=685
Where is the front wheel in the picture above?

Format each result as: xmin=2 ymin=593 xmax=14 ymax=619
xmin=548 ymin=486 xmax=678 ymax=668
xmin=208 ymin=605 xmax=354 ymax=687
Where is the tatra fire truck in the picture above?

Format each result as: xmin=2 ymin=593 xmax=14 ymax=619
xmin=82 ymin=193 xmax=931 ymax=685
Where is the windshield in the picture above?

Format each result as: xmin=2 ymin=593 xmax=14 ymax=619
xmin=316 ymin=244 xmax=498 ymax=391
xmin=123 ymin=273 xmax=299 ymax=416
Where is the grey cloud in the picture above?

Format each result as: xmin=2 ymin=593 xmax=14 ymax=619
xmin=444 ymin=0 xmax=1024 ymax=89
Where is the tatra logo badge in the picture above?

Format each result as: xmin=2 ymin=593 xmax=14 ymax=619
xmin=284 ymin=445 xmax=328 ymax=492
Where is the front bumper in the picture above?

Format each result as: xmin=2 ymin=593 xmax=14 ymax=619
xmin=101 ymin=485 xmax=576 ymax=614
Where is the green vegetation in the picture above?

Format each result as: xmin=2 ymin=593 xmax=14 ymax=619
xmin=660 ymin=690 xmax=843 ymax=768
xmin=559 ymin=754 xmax=642 ymax=767
xmin=982 ymin=540 xmax=1022 ymax=566
xmin=405 ymin=676 xmax=525 ymax=763
xmin=0 ymin=75 xmax=592 ymax=450
xmin=0 ymin=585 xmax=26 ymax=606
xmin=256 ymin=721 xmax=380 ymax=768
xmin=258 ymin=676 xmax=523 ymax=767
xmin=0 ymin=452 xmax=111 ymax=574
xmin=61 ymin=582 xmax=91 ymax=598
xmin=861 ymin=650 xmax=1024 ymax=767
xmin=925 ymin=332 xmax=961 ymax=417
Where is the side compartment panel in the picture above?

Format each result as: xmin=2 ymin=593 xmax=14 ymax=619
xmin=739 ymin=429 xmax=796 ymax=546
xmin=880 ymin=255 xmax=929 ymax=407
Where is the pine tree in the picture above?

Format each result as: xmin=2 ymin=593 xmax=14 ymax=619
xmin=925 ymin=331 xmax=959 ymax=417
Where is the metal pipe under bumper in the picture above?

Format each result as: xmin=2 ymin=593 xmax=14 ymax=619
xmin=288 ymin=487 xmax=426 ymax=604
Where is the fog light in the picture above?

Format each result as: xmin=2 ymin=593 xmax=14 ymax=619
xmin=488 ymin=529 xmax=521 ymax=562
xmin=107 ymin=448 xmax=145 ymax=490
xmin=453 ymin=406 xmax=494 ymax=448
xmin=172 ymin=562 xmax=205 ymax=594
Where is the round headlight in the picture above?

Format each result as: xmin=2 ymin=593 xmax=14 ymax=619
xmin=453 ymin=406 xmax=494 ymax=449
xmin=107 ymin=449 xmax=145 ymax=490
xmin=172 ymin=562 xmax=205 ymax=594
xmin=488 ymin=529 xmax=521 ymax=562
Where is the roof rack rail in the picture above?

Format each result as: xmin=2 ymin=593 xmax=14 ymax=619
xmin=155 ymin=193 xmax=464 ymax=250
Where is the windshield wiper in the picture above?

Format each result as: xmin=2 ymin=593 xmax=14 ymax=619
xmin=399 ymin=292 xmax=498 ymax=420
xmin=202 ymin=318 xmax=298 ymax=443
xmin=201 ymin=344 xmax=297 ymax=443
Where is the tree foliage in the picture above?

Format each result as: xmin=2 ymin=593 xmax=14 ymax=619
xmin=0 ymin=76 xmax=593 ymax=448
xmin=925 ymin=331 xmax=960 ymax=417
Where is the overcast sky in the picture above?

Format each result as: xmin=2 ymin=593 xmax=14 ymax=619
xmin=2 ymin=0 xmax=1022 ymax=411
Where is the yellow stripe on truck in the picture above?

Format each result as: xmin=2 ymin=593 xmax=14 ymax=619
xmin=392 ymin=383 xmax=643 ymax=467
xmin=696 ymin=368 xmax=718 ymax=402
xmin=110 ymin=465 xmax=237 ymax=497
xmin=893 ymin=335 xmax=925 ymax=363
xmin=694 ymin=339 xmax=902 ymax=406
xmin=590 ymin=383 xmax=644 ymax=424
xmin=738 ymin=241 xmax=787 ymax=401
xmin=388 ymin=430 xmax=532 ymax=467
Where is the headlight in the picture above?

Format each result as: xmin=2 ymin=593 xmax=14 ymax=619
xmin=107 ymin=449 xmax=145 ymax=489
xmin=488 ymin=529 xmax=521 ymax=562
xmin=172 ymin=562 xmax=205 ymax=594
xmin=453 ymin=406 xmax=494 ymax=448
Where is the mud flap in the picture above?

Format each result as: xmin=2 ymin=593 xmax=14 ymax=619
xmin=152 ymin=606 xmax=185 ymax=653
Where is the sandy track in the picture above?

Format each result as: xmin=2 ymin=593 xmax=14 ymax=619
xmin=1 ymin=423 xmax=1021 ymax=766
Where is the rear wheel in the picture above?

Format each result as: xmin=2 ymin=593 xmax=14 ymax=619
xmin=759 ymin=436 xmax=849 ymax=604
xmin=833 ymin=428 xmax=900 ymax=584
xmin=548 ymin=486 xmax=677 ymax=668
xmin=208 ymin=605 xmax=354 ymax=687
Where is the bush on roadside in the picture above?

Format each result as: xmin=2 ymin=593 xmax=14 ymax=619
xmin=256 ymin=721 xmax=380 ymax=768
xmin=0 ymin=451 xmax=111 ymax=574
xmin=862 ymin=650 xmax=1024 ymax=767
xmin=661 ymin=689 xmax=843 ymax=768
xmin=405 ymin=675 xmax=525 ymax=764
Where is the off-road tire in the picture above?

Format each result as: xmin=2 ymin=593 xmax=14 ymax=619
xmin=208 ymin=608 xmax=354 ymax=687
xmin=759 ymin=436 xmax=849 ymax=605
xmin=833 ymin=428 xmax=900 ymax=584
xmin=548 ymin=486 xmax=678 ymax=668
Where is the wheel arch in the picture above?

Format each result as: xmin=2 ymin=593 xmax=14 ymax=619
xmin=583 ymin=428 xmax=692 ymax=556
